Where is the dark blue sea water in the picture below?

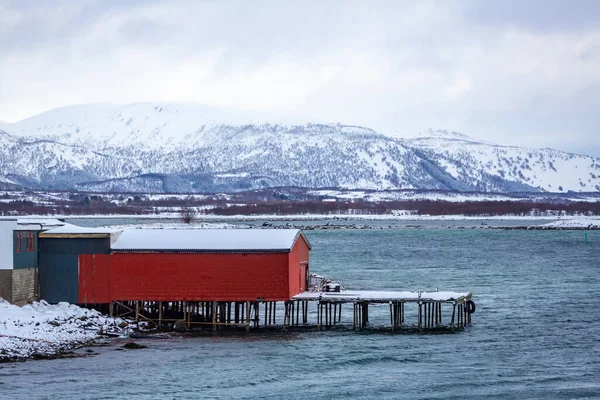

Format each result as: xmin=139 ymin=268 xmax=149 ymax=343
xmin=1 ymin=228 xmax=599 ymax=399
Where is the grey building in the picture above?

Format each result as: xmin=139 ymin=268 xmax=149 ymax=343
xmin=0 ymin=218 xmax=64 ymax=305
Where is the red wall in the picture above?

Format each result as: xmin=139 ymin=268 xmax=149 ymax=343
xmin=288 ymin=235 xmax=311 ymax=297
xmin=79 ymin=254 xmax=111 ymax=304
xmin=78 ymin=237 xmax=312 ymax=303
xmin=108 ymin=252 xmax=291 ymax=301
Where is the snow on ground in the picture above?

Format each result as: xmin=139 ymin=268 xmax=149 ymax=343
xmin=307 ymin=189 xmax=600 ymax=203
xmin=3 ymin=212 xmax=598 ymax=222
xmin=101 ymin=222 xmax=240 ymax=230
xmin=540 ymin=217 xmax=600 ymax=229
xmin=4 ymin=213 xmax=600 ymax=229
xmin=0 ymin=299 xmax=124 ymax=362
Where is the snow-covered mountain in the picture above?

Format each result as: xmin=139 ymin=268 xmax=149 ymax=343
xmin=0 ymin=103 xmax=598 ymax=193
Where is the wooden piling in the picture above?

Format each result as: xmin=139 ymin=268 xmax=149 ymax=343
xmin=245 ymin=301 xmax=251 ymax=331
xmin=211 ymin=301 xmax=217 ymax=331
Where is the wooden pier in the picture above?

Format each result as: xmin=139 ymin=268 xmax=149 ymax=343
xmin=292 ymin=290 xmax=473 ymax=332
xmin=104 ymin=290 xmax=474 ymax=333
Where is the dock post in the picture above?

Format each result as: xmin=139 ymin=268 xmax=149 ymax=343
xmin=301 ymin=301 xmax=306 ymax=324
xmin=468 ymin=302 xmax=472 ymax=325
xmin=418 ymin=302 xmax=422 ymax=331
xmin=182 ymin=301 xmax=190 ymax=329
xmin=450 ymin=302 xmax=456 ymax=332
xmin=429 ymin=303 xmax=433 ymax=328
xmin=158 ymin=301 xmax=163 ymax=329
xmin=212 ymin=301 xmax=217 ymax=331
xmin=283 ymin=301 xmax=290 ymax=329
xmin=264 ymin=301 xmax=268 ymax=326
xmin=317 ymin=302 xmax=321 ymax=330
xmin=245 ymin=301 xmax=251 ymax=331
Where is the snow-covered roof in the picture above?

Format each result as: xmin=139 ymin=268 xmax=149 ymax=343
xmin=111 ymin=229 xmax=308 ymax=252
xmin=40 ymin=223 xmax=119 ymax=236
xmin=15 ymin=218 xmax=67 ymax=230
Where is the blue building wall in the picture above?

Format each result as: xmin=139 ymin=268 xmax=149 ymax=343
xmin=13 ymin=230 xmax=38 ymax=270
xmin=38 ymin=237 xmax=111 ymax=304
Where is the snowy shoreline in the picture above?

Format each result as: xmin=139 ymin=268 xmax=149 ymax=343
xmin=0 ymin=300 xmax=127 ymax=363
xmin=96 ymin=215 xmax=600 ymax=231
xmin=3 ymin=212 xmax=600 ymax=223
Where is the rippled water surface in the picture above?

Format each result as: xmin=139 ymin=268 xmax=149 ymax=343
xmin=1 ymin=228 xmax=599 ymax=399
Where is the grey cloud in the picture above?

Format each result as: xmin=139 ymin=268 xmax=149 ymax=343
xmin=0 ymin=0 xmax=599 ymax=156
xmin=461 ymin=0 xmax=600 ymax=33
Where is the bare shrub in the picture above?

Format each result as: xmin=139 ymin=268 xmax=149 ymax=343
xmin=179 ymin=207 xmax=198 ymax=224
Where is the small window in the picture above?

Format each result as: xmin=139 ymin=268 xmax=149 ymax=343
xmin=27 ymin=234 xmax=34 ymax=252
xmin=16 ymin=233 xmax=22 ymax=253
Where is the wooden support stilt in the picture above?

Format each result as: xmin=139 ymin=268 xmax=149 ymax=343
xmin=159 ymin=302 xmax=164 ymax=328
xmin=294 ymin=301 xmax=299 ymax=326
xmin=317 ymin=302 xmax=322 ymax=330
xmin=245 ymin=301 xmax=251 ymax=331
xmin=429 ymin=302 xmax=433 ymax=328
xmin=468 ymin=302 xmax=472 ymax=325
xmin=264 ymin=301 xmax=268 ymax=326
xmin=401 ymin=302 xmax=405 ymax=324
xmin=211 ymin=301 xmax=217 ymax=331
xmin=358 ymin=303 xmax=363 ymax=330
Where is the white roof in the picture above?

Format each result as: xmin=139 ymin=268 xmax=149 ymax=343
xmin=17 ymin=218 xmax=66 ymax=227
xmin=41 ymin=223 xmax=119 ymax=235
xmin=293 ymin=290 xmax=471 ymax=302
xmin=111 ymin=229 xmax=306 ymax=252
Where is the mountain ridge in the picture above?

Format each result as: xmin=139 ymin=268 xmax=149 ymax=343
xmin=1 ymin=103 xmax=599 ymax=194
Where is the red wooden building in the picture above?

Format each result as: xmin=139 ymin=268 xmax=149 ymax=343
xmin=78 ymin=229 xmax=311 ymax=304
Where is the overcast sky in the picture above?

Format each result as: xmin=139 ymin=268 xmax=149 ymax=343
xmin=1 ymin=0 xmax=599 ymax=155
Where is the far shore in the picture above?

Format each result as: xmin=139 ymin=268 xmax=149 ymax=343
xmin=2 ymin=213 xmax=599 ymax=230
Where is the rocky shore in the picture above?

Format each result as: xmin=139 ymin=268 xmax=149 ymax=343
xmin=0 ymin=300 xmax=128 ymax=363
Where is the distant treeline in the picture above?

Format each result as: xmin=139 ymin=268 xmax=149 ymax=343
xmin=1 ymin=196 xmax=599 ymax=217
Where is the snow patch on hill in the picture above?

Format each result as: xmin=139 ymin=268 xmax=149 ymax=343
xmin=1 ymin=104 xmax=599 ymax=193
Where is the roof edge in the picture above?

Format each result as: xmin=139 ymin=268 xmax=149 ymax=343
xmin=39 ymin=233 xmax=114 ymax=239
xmin=111 ymin=249 xmax=291 ymax=254
xmin=295 ymin=231 xmax=312 ymax=250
